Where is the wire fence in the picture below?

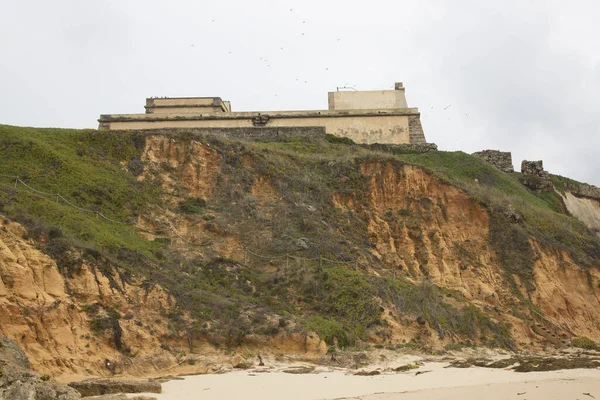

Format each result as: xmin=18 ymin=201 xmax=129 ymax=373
xmin=0 ymin=173 xmax=367 ymax=269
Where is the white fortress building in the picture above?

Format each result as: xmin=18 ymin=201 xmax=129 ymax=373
xmin=98 ymin=82 xmax=426 ymax=145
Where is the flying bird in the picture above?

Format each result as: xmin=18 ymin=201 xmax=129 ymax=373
xmin=444 ymin=105 xmax=452 ymax=110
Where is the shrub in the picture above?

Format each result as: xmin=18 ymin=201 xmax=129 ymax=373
xmin=307 ymin=316 xmax=354 ymax=349
xmin=572 ymin=337 xmax=597 ymax=350
xmin=178 ymin=197 xmax=207 ymax=214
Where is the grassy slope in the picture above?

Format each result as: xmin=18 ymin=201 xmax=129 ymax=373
xmin=0 ymin=125 xmax=160 ymax=258
xmin=1 ymin=124 xmax=599 ymax=350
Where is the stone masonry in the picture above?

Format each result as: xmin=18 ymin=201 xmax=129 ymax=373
xmin=520 ymin=160 xmax=554 ymax=192
xmin=123 ymin=126 xmax=326 ymax=141
xmin=408 ymin=116 xmax=426 ymax=145
xmin=472 ymin=150 xmax=514 ymax=173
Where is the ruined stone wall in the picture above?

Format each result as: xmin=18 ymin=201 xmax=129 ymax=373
xmin=520 ymin=160 xmax=554 ymax=192
xmin=472 ymin=150 xmax=514 ymax=172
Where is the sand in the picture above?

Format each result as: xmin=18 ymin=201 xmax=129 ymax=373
xmin=133 ymin=362 xmax=600 ymax=400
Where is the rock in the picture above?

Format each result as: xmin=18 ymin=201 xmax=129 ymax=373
xmin=472 ymin=150 xmax=514 ymax=173
xmin=68 ymin=379 xmax=161 ymax=397
xmin=393 ymin=364 xmax=419 ymax=372
xmin=231 ymin=355 xmax=251 ymax=369
xmin=282 ymin=366 xmax=315 ymax=374
xmin=0 ymin=335 xmax=80 ymax=400
xmin=0 ymin=336 xmax=31 ymax=370
xmin=503 ymin=204 xmax=522 ymax=223
xmin=563 ymin=181 xmax=600 ymax=200
xmin=296 ymin=237 xmax=309 ymax=250
xmin=354 ymin=370 xmax=380 ymax=376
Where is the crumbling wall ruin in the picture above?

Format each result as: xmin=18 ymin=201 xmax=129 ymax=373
xmin=472 ymin=150 xmax=514 ymax=173
xmin=520 ymin=160 xmax=554 ymax=192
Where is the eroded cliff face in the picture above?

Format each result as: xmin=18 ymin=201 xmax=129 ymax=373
xmin=348 ymin=162 xmax=600 ymax=345
xmin=1 ymin=134 xmax=600 ymax=378
xmin=134 ymin=137 xmax=600 ymax=347
xmin=0 ymin=215 xmax=183 ymax=377
xmin=561 ymin=191 xmax=600 ymax=235
xmin=0 ymin=212 xmax=325 ymax=378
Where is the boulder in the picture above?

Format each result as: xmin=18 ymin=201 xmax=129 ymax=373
xmin=0 ymin=335 xmax=30 ymax=370
xmin=68 ymin=379 xmax=161 ymax=397
xmin=1 ymin=335 xmax=81 ymax=400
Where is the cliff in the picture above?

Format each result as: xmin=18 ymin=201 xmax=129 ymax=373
xmin=0 ymin=124 xmax=599 ymax=379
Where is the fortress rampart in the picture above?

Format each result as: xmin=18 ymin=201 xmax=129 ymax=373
xmin=98 ymin=82 xmax=427 ymax=145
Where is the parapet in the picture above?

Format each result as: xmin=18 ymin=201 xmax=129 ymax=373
xmin=328 ymin=82 xmax=408 ymax=111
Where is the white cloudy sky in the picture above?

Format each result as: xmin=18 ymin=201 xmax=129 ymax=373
xmin=1 ymin=0 xmax=599 ymax=185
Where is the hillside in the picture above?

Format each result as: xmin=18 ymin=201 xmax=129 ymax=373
xmin=1 ymin=124 xmax=599 ymax=378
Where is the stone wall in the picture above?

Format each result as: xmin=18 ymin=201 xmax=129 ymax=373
xmin=520 ymin=160 xmax=554 ymax=192
xmin=125 ymin=126 xmax=326 ymax=141
xmin=408 ymin=116 xmax=426 ymax=145
xmin=472 ymin=150 xmax=514 ymax=172
xmin=366 ymin=142 xmax=438 ymax=154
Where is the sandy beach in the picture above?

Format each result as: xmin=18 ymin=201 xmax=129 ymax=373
xmin=135 ymin=361 xmax=600 ymax=400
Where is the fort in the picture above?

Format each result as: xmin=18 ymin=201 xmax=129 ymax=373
xmin=98 ymin=82 xmax=427 ymax=145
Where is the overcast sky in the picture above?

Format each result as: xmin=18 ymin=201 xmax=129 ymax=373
xmin=1 ymin=0 xmax=599 ymax=185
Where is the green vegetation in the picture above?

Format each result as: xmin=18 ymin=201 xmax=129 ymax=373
xmin=571 ymin=336 xmax=598 ymax=350
xmin=1 ymin=124 xmax=599 ymax=352
xmin=0 ymin=125 xmax=160 ymax=257
xmin=178 ymin=197 xmax=207 ymax=214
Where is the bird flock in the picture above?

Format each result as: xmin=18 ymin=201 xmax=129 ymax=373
xmin=183 ymin=5 xmax=468 ymax=124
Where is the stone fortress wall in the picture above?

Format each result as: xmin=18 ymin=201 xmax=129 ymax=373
xmin=98 ymin=82 xmax=427 ymax=145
